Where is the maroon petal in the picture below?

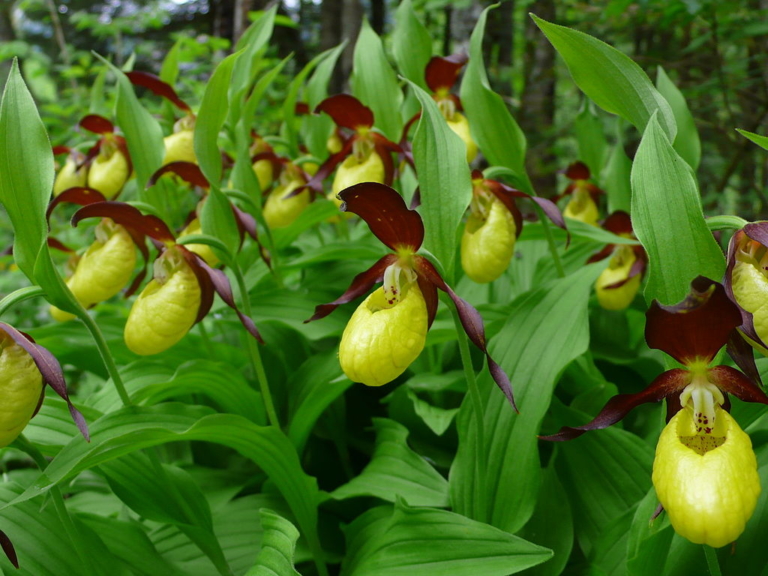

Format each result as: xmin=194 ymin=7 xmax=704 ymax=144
xmin=339 ymin=183 xmax=425 ymax=252
xmin=113 ymin=135 xmax=134 ymax=179
xmin=564 ymin=161 xmax=590 ymax=181
xmin=123 ymin=226 xmax=150 ymax=299
xmin=177 ymin=247 xmax=214 ymax=323
xmin=315 ymin=94 xmax=374 ymax=130
xmin=708 ymin=365 xmax=768 ymax=405
xmin=727 ymin=329 xmax=762 ymax=388
xmin=306 ymin=254 xmax=398 ymax=322
xmin=372 ymin=138 xmax=397 ymax=187
xmin=46 ymin=237 xmax=74 ymax=254
xmin=72 ymin=202 xmax=175 ymax=244
xmin=52 ymin=145 xmax=71 ymax=156
xmin=305 ymin=138 xmax=355 ymax=194
xmin=417 ymin=276 xmax=439 ymax=328
xmin=415 ymin=255 xmax=517 ymax=411
xmin=125 ymin=71 xmax=191 ymax=112
xmin=540 ymin=368 xmax=690 ymax=441
xmin=645 ymin=277 xmax=742 ymax=365
xmin=46 ymin=187 xmax=107 ymax=221
xmin=232 ymin=205 xmax=258 ymax=242
xmin=295 ymin=101 xmax=310 ymax=115
xmin=603 ymin=211 xmax=633 ymax=235
xmin=491 ymin=181 xmax=566 ymax=231
xmin=148 ymin=162 xmax=209 ymax=189
xmin=425 ymin=54 xmax=468 ymax=92
xmin=195 ymin=258 xmax=264 ymax=344
xmin=0 ymin=323 xmax=89 ymax=442
xmin=79 ymin=114 xmax=114 ymax=135
xmin=0 ymin=530 xmax=17 ymax=569
xmin=743 ymin=222 xmax=768 ymax=248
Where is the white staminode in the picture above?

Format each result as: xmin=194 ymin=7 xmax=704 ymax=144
xmin=679 ymin=376 xmax=725 ymax=435
xmin=382 ymin=262 xmax=417 ymax=306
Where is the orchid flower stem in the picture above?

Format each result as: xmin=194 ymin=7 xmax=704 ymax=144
xmin=232 ymin=263 xmax=280 ymax=429
xmin=535 ymin=205 xmax=565 ymax=278
xmin=451 ymin=307 xmax=489 ymax=524
xmin=15 ymin=435 xmax=99 ymax=576
xmin=704 ymin=546 xmax=722 ymax=576
xmin=77 ymin=309 xmax=132 ymax=406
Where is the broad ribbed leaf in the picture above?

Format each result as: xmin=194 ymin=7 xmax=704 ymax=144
xmin=244 ymin=510 xmax=301 ymax=576
xmin=631 ymin=113 xmax=725 ymax=304
xmin=603 ymin=122 xmax=633 ymax=213
xmin=410 ymin=81 xmax=472 ymax=280
xmin=625 ymin=488 xmax=674 ymax=576
xmin=450 ymin=264 xmax=601 ymax=532
xmin=656 ymin=66 xmax=700 ymax=170
xmin=461 ymin=6 xmax=529 ymax=190
xmin=532 ymin=15 xmax=677 ymax=141
xmin=392 ymin=0 xmax=432 ymax=89
xmin=342 ymin=501 xmax=552 ymax=576
xmin=332 ymin=419 xmax=449 ymax=507
xmin=351 ymin=19 xmax=403 ymax=142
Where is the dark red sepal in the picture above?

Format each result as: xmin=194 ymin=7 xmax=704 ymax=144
xmin=417 ymin=275 xmax=438 ymax=328
xmin=196 ymin=259 xmax=264 ymax=344
xmin=72 ymin=202 xmax=175 ymax=244
xmin=148 ymin=162 xmax=209 ymax=189
xmin=80 ymin=114 xmax=114 ymax=135
xmin=490 ymin=180 xmax=567 ymax=232
xmin=315 ymin=94 xmax=374 ymax=130
xmin=709 ymin=365 xmax=768 ymax=405
xmin=425 ymin=54 xmax=468 ymax=92
xmin=305 ymin=138 xmax=355 ymax=194
xmin=540 ymin=368 xmax=690 ymax=441
xmin=339 ymin=183 xmax=424 ymax=252
xmin=603 ymin=211 xmax=633 ymax=235
xmin=295 ymin=101 xmax=310 ymax=115
xmin=125 ymin=71 xmax=191 ymax=112
xmin=414 ymin=255 xmax=517 ymax=411
xmin=645 ymin=277 xmax=742 ymax=366
xmin=52 ymin=145 xmax=71 ymax=156
xmin=46 ymin=237 xmax=74 ymax=254
xmin=0 ymin=323 xmax=89 ymax=442
xmin=174 ymin=247 xmax=214 ymax=324
xmin=564 ymin=161 xmax=590 ymax=181
xmin=0 ymin=530 xmax=18 ymax=569
xmin=727 ymin=329 xmax=762 ymax=388
xmin=306 ymin=254 xmax=398 ymax=322
xmin=743 ymin=222 xmax=768 ymax=247
xmin=46 ymin=187 xmax=107 ymax=221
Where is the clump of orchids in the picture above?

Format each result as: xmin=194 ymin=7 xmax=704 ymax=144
xmin=555 ymin=161 xmax=604 ymax=226
xmin=543 ymin=278 xmax=766 ymax=548
xmin=307 ymin=183 xmax=515 ymax=408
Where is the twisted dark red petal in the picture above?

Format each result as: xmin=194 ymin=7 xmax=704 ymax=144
xmin=540 ymin=368 xmax=689 ymax=441
xmin=564 ymin=161 xmax=590 ymax=181
xmin=339 ymin=183 xmax=424 ymax=252
xmin=425 ymin=53 xmax=468 ymax=92
xmin=0 ymin=530 xmax=17 ymax=569
xmin=305 ymin=138 xmax=355 ymax=194
xmin=708 ymin=365 xmax=768 ymax=405
xmin=52 ymin=145 xmax=71 ymax=155
xmin=415 ymin=256 xmax=516 ymax=411
xmin=46 ymin=187 xmax=107 ymax=221
xmin=72 ymin=202 xmax=176 ymax=243
xmin=148 ymin=162 xmax=209 ymax=189
xmin=417 ymin=276 xmax=438 ymax=328
xmin=306 ymin=254 xmax=398 ymax=323
xmin=125 ymin=71 xmax=191 ymax=112
xmin=80 ymin=114 xmax=114 ymax=135
xmin=645 ymin=277 xmax=742 ymax=365
xmin=177 ymin=247 xmax=215 ymax=324
xmin=0 ymin=323 xmax=89 ymax=442
xmin=490 ymin=180 xmax=566 ymax=231
xmin=743 ymin=221 xmax=768 ymax=247
xmin=726 ymin=329 xmax=762 ymax=388
xmin=315 ymin=94 xmax=374 ymax=130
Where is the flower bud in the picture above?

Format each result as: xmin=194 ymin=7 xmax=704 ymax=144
xmin=178 ymin=218 xmax=219 ymax=267
xmin=87 ymin=144 xmax=129 ymax=199
xmin=564 ymin=187 xmax=599 ymax=226
xmin=461 ymin=195 xmax=517 ymax=283
xmin=252 ymin=159 xmax=274 ymax=192
xmin=263 ymin=178 xmax=309 ymax=229
xmin=162 ymin=130 xmax=196 ymax=165
xmin=446 ymin=112 xmax=478 ymax=163
xmin=0 ymin=329 xmax=44 ymax=447
xmin=653 ymin=406 xmax=760 ymax=548
xmin=53 ymin=157 xmax=87 ymax=197
xmin=595 ymin=246 xmax=640 ymax=310
xmin=124 ymin=247 xmax=201 ymax=355
xmin=338 ymin=279 xmax=428 ymax=387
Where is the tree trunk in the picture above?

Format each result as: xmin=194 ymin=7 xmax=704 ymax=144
xmin=371 ymin=0 xmax=385 ymax=36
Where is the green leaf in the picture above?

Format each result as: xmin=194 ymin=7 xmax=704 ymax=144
xmin=341 ymin=500 xmax=552 ymax=576
xmin=405 ymin=389 xmax=459 ymax=436
xmin=392 ymin=0 xmax=432 ymax=89
xmin=461 ymin=6 xmax=529 ymax=190
xmin=410 ymin=80 xmax=472 ymax=281
xmin=737 ymin=128 xmax=768 ymax=151
xmin=450 ymin=264 xmax=602 ymax=533
xmin=532 ymin=15 xmax=677 ymax=141
xmin=244 ymin=510 xmax=301 ymax=576
xmin=574 ymin=101 xmax=607 ymax=181
xmin=602 ymin=121 xmax=633 ymax=213
xmin=231 ymin=6 xmax=277 ymax=98
xmin=332 ymin=419 xmax=449 ymax=507
xmin=626 ymin=488 xmax=673 ymax=576
xmin=656 ymin=66 xmax=700 ymax=170
xmin=160 ymin=39 xmax=181 ymax=84
xmin=630 ymin=113 xmax=725 ymax=304
xmin=351 ymin=19 xmax=403 ymax=142
xmin=566 ymin=218 xmax=640 ymax=245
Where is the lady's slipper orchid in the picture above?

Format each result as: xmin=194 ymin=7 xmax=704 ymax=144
xmin=52 ymin=146 xmax=88 ymax=197
xmin=555 ymin=162 xmax=603 ymax=226
xmin=71 ymin=202 xmax=263 ymax=355
xmin=461 ymin=170 xmax=564 ymax=283
xmin=307 ymin=183 xmax=516 ymax=408
xmin=306 ymin=94 xmax=399 ymax=207
xmin=588 ymin=211 xmax=647 ymax=310
xmin=542 ymin=277 xmax=768 ymax=547
xmin=77 ymin=115 xmax=132 ymax=199
xmin=263 ymin=161 xmax=311 ymax=229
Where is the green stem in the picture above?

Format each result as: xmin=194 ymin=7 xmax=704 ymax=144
xmin=15 ymin=436 xmax=99 ymax=576
xmin=232 ymin=263 xmax=280 ymax=428
xmin=76 ymin=309 xmax=132 ymax=406
xmin=537 ymin=207 xmax=565 ymax=279
xmin=451 ymin=307 xmax=488 ymax=524
xmin=197 ymin=321 xmax=216 ymax=358
xmin=704 ymin=546 xmax=722 ymax=576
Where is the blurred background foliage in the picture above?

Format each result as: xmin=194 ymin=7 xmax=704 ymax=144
xmin=2 ymin=0 xmax=768 ymax=219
